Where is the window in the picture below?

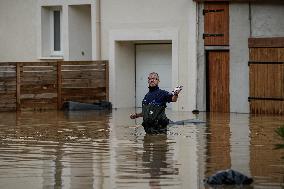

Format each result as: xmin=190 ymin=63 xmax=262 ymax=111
xmin=50 ymin=7 xmax=62 ymax=56
xmin=53 ymin=10 xmax=61 ymax=51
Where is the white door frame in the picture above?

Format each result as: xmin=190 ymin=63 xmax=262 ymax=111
xmin=109 ymin=29 xmax=179 ymax=110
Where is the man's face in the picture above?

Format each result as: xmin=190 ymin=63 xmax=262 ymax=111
xmin=148 ymin=74 xmax=160 ymax=87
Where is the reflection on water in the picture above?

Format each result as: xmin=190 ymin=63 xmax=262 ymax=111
xmin=205 ymin=113 xmax=231 ymax=173
xmin=0 ymin=109 xmax=283 ymax=189
xmin=142 ymin=134 xmax=179 ymax=188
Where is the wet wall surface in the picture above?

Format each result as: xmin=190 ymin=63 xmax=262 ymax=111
xmin=0 ymin=109 xmax=283 ymax=189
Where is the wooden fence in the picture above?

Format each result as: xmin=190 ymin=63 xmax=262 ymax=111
xmin=249 ymin=37 xmax=284 ymax=114
xmin=0 ymin=61 xmax=108 ymax=111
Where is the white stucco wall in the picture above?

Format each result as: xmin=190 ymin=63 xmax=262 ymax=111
xmin=251 ymin=3 xmax=284 ymax=37
xmin=69 ymin=5 xmax=92 ymax=60
xmin=0 ymin=0 xmax=38 ymax=61
xmin=101 ymin=0 xmax=197 ymax=111
xmin=41 ymin=7 xmax=52 ymax=57
xmin=114 ymin=42 xmax=136 ymax=108
xmin=196 ymin=3 xmax=206 ymax=112
xmin=230 ymin=3 xmax=250 ymax=113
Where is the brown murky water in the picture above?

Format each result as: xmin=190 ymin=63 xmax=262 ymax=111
xmin=0 ymin=109 xmax=283 ymax=189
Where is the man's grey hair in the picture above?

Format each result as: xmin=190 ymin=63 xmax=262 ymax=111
xmin=148 ymin=72 xmax=159 ymax=80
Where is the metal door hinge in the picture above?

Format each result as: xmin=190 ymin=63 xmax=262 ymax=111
xmin=203 ymin=33 xmax=224 ymax=39
xmin=248 ymin=97 xmax=284 ymax=101
xmin=203 ymin=9 xmax=224 ymax=15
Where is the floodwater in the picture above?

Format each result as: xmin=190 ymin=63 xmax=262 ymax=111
xmin=0 ymin=109 xmax=283 ymax=189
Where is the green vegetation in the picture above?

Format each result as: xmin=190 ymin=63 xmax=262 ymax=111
xmin=275 ymin=126 xmax=284 ymax=152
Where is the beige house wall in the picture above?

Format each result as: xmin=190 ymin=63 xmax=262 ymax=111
xmin=38 ymin=0 xmax=99 ymax=61
xmin=0 ymin=0 xmax=198 ymax=111
xmin=0 ymin=0 xmax=38 ymax=61
xmin=101 ymin=0 xmax=197 ymax=110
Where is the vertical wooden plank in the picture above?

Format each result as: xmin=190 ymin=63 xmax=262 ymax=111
xmin=265 ymin=49 xmax=271 ymax=114
xmin=257 ymin=48 xmax=266 ymax=113
xmin=263 ymin=64 xmax=267 ymax=114
xmin=249 ymin=46 xmax=284 ymax=114
xmin=270 ymin=64 xmax=276 ymax=114
xmin=268 ymin=64 xmax=273 ymax=114
xmin=264 ymin=64 xmax=268 ymax=114
xmin=258 ymin=49 xmax=263 ymax=114
xmin=204 ymin=2 xmax=229 ymax=46
xmin=252 ymin=49 xmax=258 ymax=113
xmin=277 ymin=49 xmax=282 ymax=114
xmin=249 ymin=48 xmax=254 ymax=61
xmin=249 ymin=48 xmax=254 ymax=113
xmin=268 ymin=48 xmax=278 ymax=62
xmin=282 ymin=64 xmax=284 ymax=114
xmin=249 ymin=64 xmax=253 ymax=113
xmin=224 ymin=52 xmax=230 ymax=112
xmin=209 ymin=52 xmax=216 ymax=111
xmin=279 ymin=51 xmax=284 ymax=113
xmin=255 ymin=48 xmax=259 ymax=111
xmin=254 ymin=49 xmax=259 ymax=114
xmin=250 ymin=64 xmax=257 ymax=114
xmin=57 ymin=61 xmax=62 ymax=110
xmin=208 ymin=51 xmax=229 ymax=112
xmin=16 ymin=63 xmax=21 ymax=111
xmin=273 ymin=64 xmax=279 ymax=114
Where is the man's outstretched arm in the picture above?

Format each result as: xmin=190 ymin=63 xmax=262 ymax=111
xmin=172 ymin=94 xmax=179 ymax=102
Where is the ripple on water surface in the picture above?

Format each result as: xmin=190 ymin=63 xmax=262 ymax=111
xmin=0 ymin=110 xmax=283 ymax=189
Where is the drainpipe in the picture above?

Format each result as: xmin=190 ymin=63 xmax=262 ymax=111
xmin=194 ymin=2 xmax=200 ymax=114
xmin=92 ymin=0 xmax=101 ymax=60
xmin=249 ymin=2 xmax=252 ymax=37
xmin=96 ymin=0 xmax=101 ymax=60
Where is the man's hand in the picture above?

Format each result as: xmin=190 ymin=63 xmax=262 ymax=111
xmin=130 ymin=112 xmax=142 ymax=119
xmin=172 ymin=85 xmax=183 ymax=102
xmin=130 ymin=113 xmax=137 ymax=119
xmin=172 ymin=85 xmax=183 ymax=95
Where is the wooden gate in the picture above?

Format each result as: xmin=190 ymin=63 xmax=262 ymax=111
xmin=207 ymin=51 xmax=230 ymax=112
xmin=204 ymin=2 xmax=229 ymax=46
xmin=249 ymin=38 xmax=284 ymax=114
xmin=0 ymin=63 xmax=17 ymax=111
xmin=0 ymin=61 xmax=109 ymax=111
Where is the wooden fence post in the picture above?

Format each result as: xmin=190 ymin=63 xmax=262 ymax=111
xmin=57 ymin=61 xmax=62 ymax=110
xmin=16 ymin=63 xmax=21 ymax=111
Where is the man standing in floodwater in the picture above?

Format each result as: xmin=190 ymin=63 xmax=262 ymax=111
xmin=130 ymin=72 xmax=182 ymax=134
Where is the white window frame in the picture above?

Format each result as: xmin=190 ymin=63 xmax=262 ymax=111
xmin=50 ymin=7 xmax=63 ymax=57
